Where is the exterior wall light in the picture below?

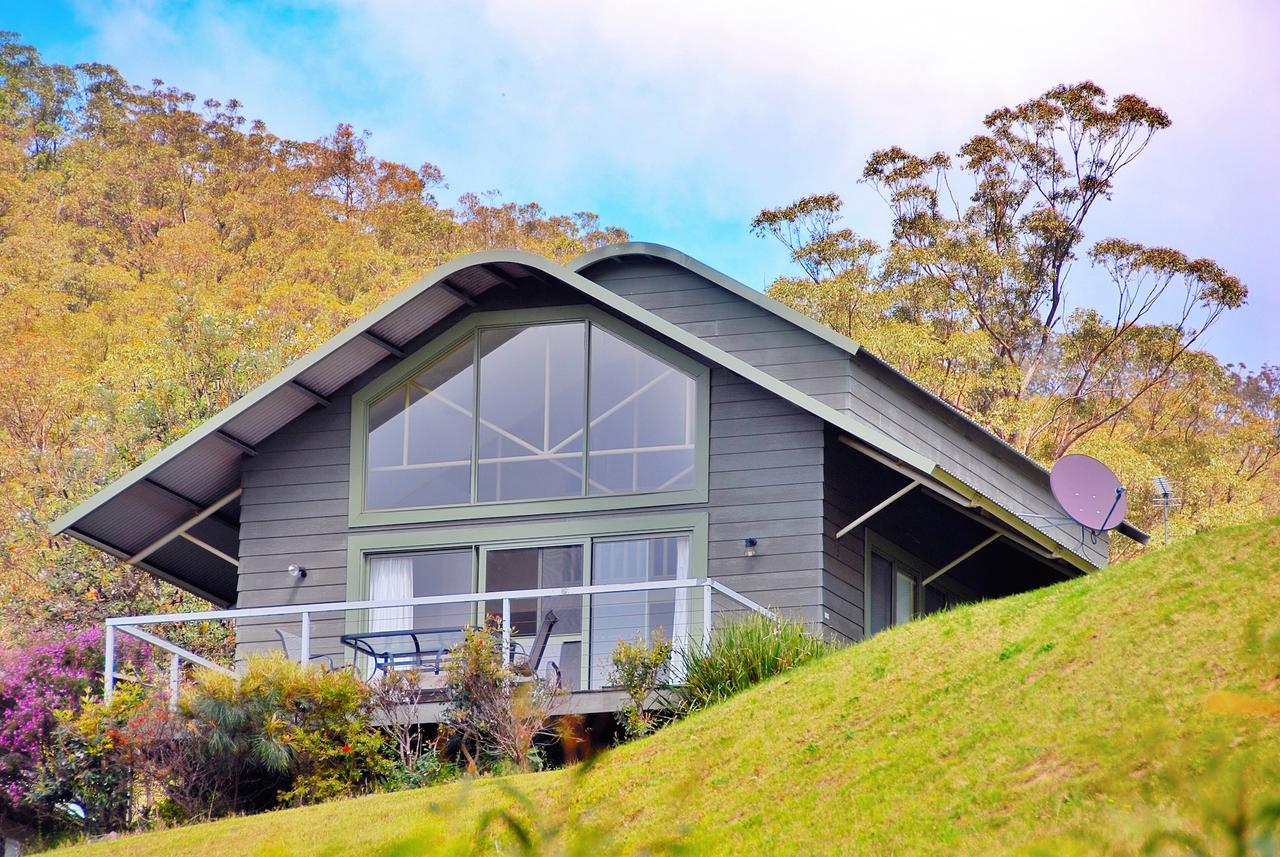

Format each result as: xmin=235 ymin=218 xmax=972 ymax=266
xmin=744 ymin=538 xmax=758 ymax=558
xmin=288 ymin=563 xmax=307 ymax=580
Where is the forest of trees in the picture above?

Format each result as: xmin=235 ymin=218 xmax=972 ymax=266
xmin=0 ymin=34 xmax=625 ymax=639
xmin=0 ymin=38 xmax=1274 ymax=645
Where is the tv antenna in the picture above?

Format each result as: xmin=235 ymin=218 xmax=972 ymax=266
xmin=1151 ymin=475 xmax=1180 ymax=545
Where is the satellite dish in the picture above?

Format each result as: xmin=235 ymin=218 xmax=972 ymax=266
xmin=1049 ymin=454 xmax=1128 ymax=532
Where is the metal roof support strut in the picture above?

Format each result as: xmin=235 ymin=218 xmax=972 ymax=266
xmin=126 ymin=488 xmax=243 ymax=567
xmin=836 ymin=480 xmax=920 ymax=540
xmin=922 ymin=533 xmax=1001 ymax=586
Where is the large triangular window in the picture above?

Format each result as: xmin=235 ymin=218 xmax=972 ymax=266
xmin=362 ymin=316 xmax=701 ymax=513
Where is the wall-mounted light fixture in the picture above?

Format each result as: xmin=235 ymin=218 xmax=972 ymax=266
xmin=743 ymin=538 xmax=758 ymax=558
xmin=288 ymin=563 xmax=307 ymax=580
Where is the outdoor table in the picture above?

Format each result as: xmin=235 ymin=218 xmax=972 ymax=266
xmin=338 ymin=626 xmax=461 ymax=678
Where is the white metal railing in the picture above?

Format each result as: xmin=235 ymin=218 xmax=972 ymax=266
xmin=104 ymin=578 xmax=776 ymax=703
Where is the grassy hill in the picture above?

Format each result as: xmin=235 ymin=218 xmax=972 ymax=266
xmin=57 ymin=519 xmax=1280 ymax=855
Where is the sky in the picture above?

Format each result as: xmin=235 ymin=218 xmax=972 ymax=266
xmin=7 ymin=0 xmax=1279 ymax=368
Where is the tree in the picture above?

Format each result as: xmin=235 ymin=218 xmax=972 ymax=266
xmin=754 ymin=82 xmax=1270 ymax=549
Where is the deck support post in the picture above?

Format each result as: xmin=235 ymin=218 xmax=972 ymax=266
xmin=299 ymin=612 xmax=311 ymax=665
xmin=502 ymin=599 xmax=511 ymax=662
xmin=103 ymin=625 xmax=115 ymax=704
xmin=168 ymin=654 xmax=181 ymax=711
xmin=702 ymin=581 xmax=713 ymax=651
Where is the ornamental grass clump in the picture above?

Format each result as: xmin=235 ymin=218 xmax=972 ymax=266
xmin=679 ymin=613 xmax=833 ymax=712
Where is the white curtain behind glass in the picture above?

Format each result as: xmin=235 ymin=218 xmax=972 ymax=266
xmin=589 ymin=535 xmax=690 ymax=688
xmin=369 ymin=555 xmax=414 ymax=635
xmin=671 ymin=537 xmax=690 ymax=666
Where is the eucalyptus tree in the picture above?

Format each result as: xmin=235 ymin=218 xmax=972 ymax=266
xmin=755 ymin=82 xmax=1247 ymax=456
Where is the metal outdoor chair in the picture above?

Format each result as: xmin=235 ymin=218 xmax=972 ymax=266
xmin=275 ymin=628 xmax=339 ymax=669
xmin=510 ymin=610 xmax=562 ymax=689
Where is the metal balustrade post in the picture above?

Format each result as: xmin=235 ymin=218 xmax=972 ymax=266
xmin=168 ymin=653 xmax=181 ymax=712
xmin=703 ymin=581 xmax=713 ymax=651
xmin=299 ymin=612 xmax=311 ymax=665
xmin=502 ymin=599 xmax=511 ymax=662
xmin=103 ymin=625 xmax=115 ymax=704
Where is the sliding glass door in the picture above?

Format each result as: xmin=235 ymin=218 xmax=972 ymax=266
xmin=364 ymin=528 xmax=694 ymax=690
xmin=365 ymin=549 xmax=474 ymax=675
xmin=481 ymin=543 xmax=586 ymax=690
xmin=588 ymin=534 xmax=690 ymax=688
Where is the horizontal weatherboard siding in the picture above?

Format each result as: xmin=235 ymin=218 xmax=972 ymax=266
xmin=235 ymin=313 xmax=830 ymax=660
xmin=579 ymin=252 xmax=1101 ymax=568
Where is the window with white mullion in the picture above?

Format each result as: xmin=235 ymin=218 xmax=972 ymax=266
xmin=367 ymin=335 xmax=475 ymax=510
xmin=477 ymin=323 xmax=586 ymax=502
xmin=587 ymin=325 xmax=696 ymax=496
xmin=363 ymin=317 xmax=700 ymax=512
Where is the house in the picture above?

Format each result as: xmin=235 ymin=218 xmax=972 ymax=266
xmin=52 ymin=242 xmax=1147 ymax=713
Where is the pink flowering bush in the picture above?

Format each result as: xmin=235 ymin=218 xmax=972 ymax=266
xmin=0 ymin=626 xmax=149 ymax=830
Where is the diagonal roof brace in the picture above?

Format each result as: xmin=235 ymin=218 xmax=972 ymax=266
xmin=179 ymin=531 xmax=239 ymax=568
xmin=836 ymin=479 xmax=920 ymax=540
xmin=922 ymin=533 xmax=1001 ymax=586
xmin=127 ymin=488 xmax=242 ymax=567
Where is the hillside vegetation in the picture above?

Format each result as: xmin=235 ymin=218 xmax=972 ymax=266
xmin=55 ymin=517 xmax=1280 ymax=855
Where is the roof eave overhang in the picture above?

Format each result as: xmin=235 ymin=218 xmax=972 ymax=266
xmin=55 ymin=244 xmax=1143 ymax=591
xmin=572 ymin=242 xmax=1151 ymax=555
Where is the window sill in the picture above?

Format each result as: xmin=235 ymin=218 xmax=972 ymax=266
xmin=348 ymin=486 xmax=708 ymax=528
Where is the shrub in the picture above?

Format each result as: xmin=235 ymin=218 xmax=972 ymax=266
xmin=132 ymin=654 xmax=387 ymax=819
xmin=609 ymin=633 xmax=674 ymax=740
xmin=33 ymin=683 xmax=150 ymax=835
xmin=0 ymin=625 xmax=150 ymax=833
xmin=440 ymin=617 xmax=561 ymax=773
xmin=679 ymin=613 xmax=833 ymax=711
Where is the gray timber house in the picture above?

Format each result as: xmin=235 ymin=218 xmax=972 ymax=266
xmin=53 ymin=242 xmax=1147 ymax=715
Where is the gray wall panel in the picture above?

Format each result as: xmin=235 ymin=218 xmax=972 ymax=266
xmin=582 ymin=254 xmax=1101 ymax=568
xmin=235 ymin=351 xmax=830 ymax=659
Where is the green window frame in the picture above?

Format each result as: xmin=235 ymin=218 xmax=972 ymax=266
xmin=863 ymin=529 xmax=977 ymax=637
xmin=345 ymin=512 xmax=710 ymax=688
xmin=349 ymin=305 xmax=711 ymax=527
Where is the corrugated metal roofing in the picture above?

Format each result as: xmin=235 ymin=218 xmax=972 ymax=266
xmin=52 ymin=254 xmax=503 ymax=605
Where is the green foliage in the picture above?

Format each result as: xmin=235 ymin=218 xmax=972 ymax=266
xmin=378 ymin=744 xmax=459 ymax=794
xmin=678 ymin=613 xmax=833 ymax=712
xmin=109 ymin=654 xmax=387 ymax=823
xmin=179 ymin=654 xmax=387 ymax=812
xmin=441 ymin=618 xmax=561 ymax=773
xmin=40 ymin=519 xmax=1280 ymax=856
xmin=609 ymin=632 xmax=674 ymax=739
xmin=34 ymin=683 xmax=149 ymax=836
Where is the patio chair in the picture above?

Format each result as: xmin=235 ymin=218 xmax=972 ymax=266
xmin=510 ymin=610 xmax=562 ymax=689
xmin=275 ymin=628 xmax=339 ymax=669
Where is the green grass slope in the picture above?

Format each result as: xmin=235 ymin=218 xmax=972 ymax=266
xmin=58 ymin=518 xmax=1280 ymax=856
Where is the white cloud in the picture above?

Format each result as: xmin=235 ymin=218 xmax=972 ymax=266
xmin=55 ymin=0 xmax=1280 ymax=363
